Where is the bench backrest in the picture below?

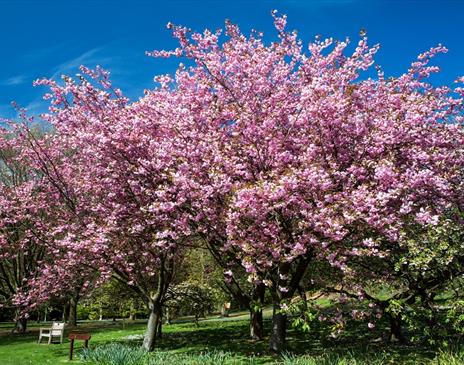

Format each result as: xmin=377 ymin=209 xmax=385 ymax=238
xmin=51 ymin=322 xmax=64 ymax=335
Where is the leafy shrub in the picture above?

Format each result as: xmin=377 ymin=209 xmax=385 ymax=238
xmin=77 ymin=304 xmax=92 ymax=320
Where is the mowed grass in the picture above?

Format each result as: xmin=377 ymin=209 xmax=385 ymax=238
xmin=0 ymin=320 xmax=150 ymax=365
xmin=0 ymin=309 xmax=462 ymax=365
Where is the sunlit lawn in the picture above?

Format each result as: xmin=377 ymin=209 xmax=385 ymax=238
xmin=0 ymin=307 xmax=459 ymax=365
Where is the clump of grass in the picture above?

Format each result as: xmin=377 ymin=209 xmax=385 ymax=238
xmin=80 ymin=345 xmax=256 ymax=365
xmin=281 ymin=351 xmax=390 ymax=365
xmin=80 ymin=343 xmax=148 ymax=365
xmin=431 ymin=348 xmax=464 ymax=365
xmin=148 ymin=350 xmax=257 ymax=365
xmin=79 ymin=343 xmax=464 ymax=365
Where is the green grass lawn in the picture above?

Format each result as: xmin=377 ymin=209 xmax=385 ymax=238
xmin=0 ymin=309 xmax=462 ymax=365
xmin=0 ymin=320 xmax=149 ymax=365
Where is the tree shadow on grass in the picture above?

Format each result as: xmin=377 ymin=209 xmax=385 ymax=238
xmin=0 ymin=315 xmax=458 ymax=364
xmin=137 ymin=316 xmax=444 ymax=364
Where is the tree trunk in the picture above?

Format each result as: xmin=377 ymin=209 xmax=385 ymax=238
xmin=157 ymin=312 xmax=162 ymax=339
xmin=143 ymin=303 xmax=161 ymax=352
xmin=141 ymin=255 xmax=175 ymax=351
xmin=13 ymin=318 xmax=27 ymax=333
xmin=250 ymin=308 xmax=263 ymax=340
xmin=250 ymin=282 xmax=265 ymax=340
xmin=129 ymin=301 xmax=135 ymax=321
xmin=389 ymin=314 xmax=406 ymax=343
xmin=269 ymin=302 xmax=287 ymax=353
xmin=62 ymin=302 xmax=69 ymax=322
xmin=298 ymin=286 xmax=308 ymax=311
xmin=68 ymin=296 xmax=78 ymax=327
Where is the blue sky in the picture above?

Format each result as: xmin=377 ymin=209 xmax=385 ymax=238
xmin=0 ymin=0 xmax=463 ymax=119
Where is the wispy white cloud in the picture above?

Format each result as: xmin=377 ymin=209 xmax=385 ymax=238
xmin=2 ymin=44 xmax=124 ymax=121
xmin=20 ymin=46 xmax=116 ymax=117
xmin=0 ymin=101 xmax=42 ymax=120
xmin=1 ymin=75 xmax=27 ymax=86
xmin=49 ymin=47 xmax=113 ymax=80
xmin=24 ymin=101 xmax=48 ymax=115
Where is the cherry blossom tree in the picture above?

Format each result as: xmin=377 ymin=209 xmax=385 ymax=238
xmin=0 ymin=123 xmax=61 ymax=332
xmin=21 ymin=68 xmax=193 ymax=351
xmin=4 ymin=11 xmax=463 ymax=355
xmin=144 ymin=11 xmax=464 ymax=351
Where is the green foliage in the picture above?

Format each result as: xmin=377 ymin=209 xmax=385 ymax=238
xmin=432 ymin=347 xmax=464 ymax=365
xmin=281 ymin=351 xmax=389 ymax=365
xmin=166 ymin=281 xmax=220 ymax=320
xmin=78 ymin=303 xmax=93 ymax=320
xmin=446 ymin=300 xmax=464 ymax=334
xmin=177 ymin=248 xmax=233 ymax=306
xmin=385 ymin=299 xmax=404 ymax=318
xmin=81 ymin=343 xmax=147 ymax=365
xmin=148 ymin=350 xmax=256 ymax=365
xmin=78 ymin=280 xmax=146 ymax=320
xmin=397 ymin=218 xmax=463 ymax=277
xmin=77 ymin=345 xmax=464 ymax=365
xmin=286 ymin=300 xmax=319 ymax=333
xmin=80 ymin=345 xmax=257 ymax=365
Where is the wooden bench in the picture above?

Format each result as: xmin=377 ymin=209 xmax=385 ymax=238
xmin=38 ymin=322 xmax=65 ymax=344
